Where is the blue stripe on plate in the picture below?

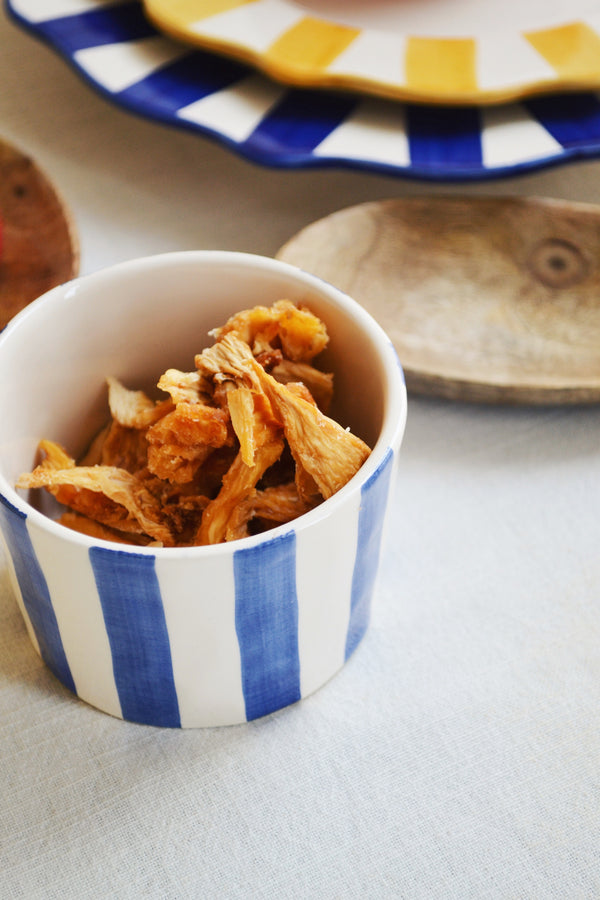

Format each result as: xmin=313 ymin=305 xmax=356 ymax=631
xmin=119 ymin=50 xmax=250 ymax=116
xmin=345 ymin=449 xmax=394 ymax=660
xmin=13 ymin=0 xmax=600 ymax=180
xmin=35 ymin=1 xmax=154 ymax=54
xmin=526 ymin=92 xmax=600 ymax=147
xmin=406 ymin=105 xmax=483 ymax=171
xmin=247 ymin=89 xmax=356 ymax=156
xmin=234 ymin=531 xmax=301 ymax=721
xmin=0 ymin=496 xmax=76 ymax=692
xmin=89 ymin=546 xmax=180 ymax=727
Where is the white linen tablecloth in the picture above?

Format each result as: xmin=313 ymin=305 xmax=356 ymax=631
xmin=2 ymin=6 xmax=600 ymax=898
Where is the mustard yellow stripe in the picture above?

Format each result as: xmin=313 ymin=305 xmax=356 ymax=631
xmin=525 ymin=23 xmax=600 ymax=79
xmin=266 ymin=18 xmax=360 ymax=74
xmin=145 ymin=0 xmax=257 ymax=27
xmin=404 ymin=37 xmax=477 ymax=97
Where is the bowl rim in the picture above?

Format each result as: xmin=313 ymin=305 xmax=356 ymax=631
xmin=0 ymin=250 xmax=407 ymax=557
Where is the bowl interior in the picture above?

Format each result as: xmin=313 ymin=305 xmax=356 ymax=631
xmin=0 ymin=252 xmax=396 ymax=516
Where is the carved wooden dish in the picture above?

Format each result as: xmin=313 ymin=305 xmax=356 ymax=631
xmin=277 ymin=196 xmax=600 ymax=404
xmin=0 ymin=138 xmax=78 ymax=330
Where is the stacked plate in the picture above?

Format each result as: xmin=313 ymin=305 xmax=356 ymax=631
xmin=7 ymin=0 xmax=600 ymax=180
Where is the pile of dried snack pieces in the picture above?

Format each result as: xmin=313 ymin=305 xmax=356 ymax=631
xmin=17 ymin=300 xmax=371 ymax=546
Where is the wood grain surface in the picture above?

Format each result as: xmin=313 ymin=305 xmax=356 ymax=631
xmin=277 ymin=196 xmax=600 ymax=404
xmin=0 ymin=138 xmax=78 ymax=330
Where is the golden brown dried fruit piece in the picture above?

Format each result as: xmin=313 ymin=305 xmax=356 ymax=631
xmin=16 ymin=300 xmax=371 ymax=547
xmin=210 ymin=299 xmax=328 ymax=362
xmin=16 ymin=440 xmax=173 ymax=545
xmin=146 ymin=403 xmax=232 ymax=485
xmin=107 ymin=376 xmax=169 ymax=428
xmin=197 ymin=333 xmax=370 ymax=500
xmin=195 ymin=392 xmax=284 ymax=545
xmin=248 ymin=357 xmax=371 ymax=500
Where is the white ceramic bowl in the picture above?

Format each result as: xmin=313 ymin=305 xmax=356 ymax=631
xmin=0 ymin=251 xmax=406 ymax=727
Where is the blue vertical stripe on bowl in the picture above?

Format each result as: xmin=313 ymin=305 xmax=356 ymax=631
xmin=234 ymin=531 xmax=301 ymax=722
xmin=89 ymin=546 xmax=181 ymax=728
xmin=346 ymin=447 xmax=394 ymax=661
xmin=0 ymin=495 xmax=75 ymax=693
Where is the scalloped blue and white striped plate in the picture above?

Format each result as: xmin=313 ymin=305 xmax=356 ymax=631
xmin=143 ymin=0 xmax=600 ymax=107
xmin=7 ymin=0 xmax=600 ymax=181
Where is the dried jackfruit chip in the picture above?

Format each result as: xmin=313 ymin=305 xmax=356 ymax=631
xmin=100 ymin=420 xmax=149 ymax=473
xmin=226 ymin=385 xmax=257 ymax=467
xmin=146 ymin=403 xmax=232 ymax=485
xmin=271 ymin=359 xmax=333 ymax=411
xmin=195 ymin=332 xmax=257 ymax=387
xmin=195 ymin=393 xmax=285 ymax=546
xmin=36 ymin=438 xmax=75 ymax=470
xmin=274 ymin=300 xmax=329 ymax=362
xmin=248 ymin=358 xmax=371 ymax=500
xmin=157 ymin=369 xmax=210 ymax=405
xmin=17 ymin=452 xmax=174 ymax=546
xmin=59 ymin=511 xmax=157 ymax=546
xmin=225 ymin=481 xmax=315 ymax=542
xmin=210 ymin=299 xmax=328 ymax=362
xmin=107 ymin=376 xmax=168 ymax=429
xmin=17 ymin=299 xmax=371 ymax=547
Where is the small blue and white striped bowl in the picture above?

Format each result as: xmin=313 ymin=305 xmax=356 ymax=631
xmin=0 ymin=251 xmax=406 ymax=727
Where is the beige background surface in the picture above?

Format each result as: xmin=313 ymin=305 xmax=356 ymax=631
xmin=2 ymin=5 xmax=600 ymax=898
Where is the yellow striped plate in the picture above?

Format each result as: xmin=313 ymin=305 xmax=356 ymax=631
xmin=143 ymin=0 xmax=600 ymax=105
